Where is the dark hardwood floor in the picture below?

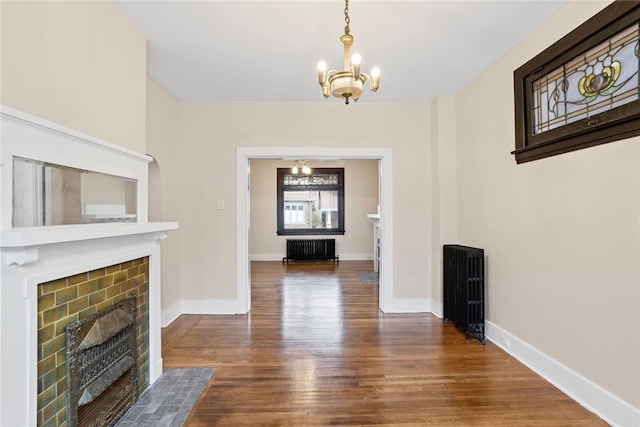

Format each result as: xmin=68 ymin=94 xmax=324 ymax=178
xmin=161 ymin=261 xmax=606 ymax=426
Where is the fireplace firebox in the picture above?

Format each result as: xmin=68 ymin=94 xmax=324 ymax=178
xmin=65 ymin=296 xmax=138 ymax=427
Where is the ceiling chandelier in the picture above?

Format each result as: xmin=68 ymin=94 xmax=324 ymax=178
xmin=316 ymin=0 xmax=380 ymax=104
xmin=291 ymin=160 xmax=311 ymax=175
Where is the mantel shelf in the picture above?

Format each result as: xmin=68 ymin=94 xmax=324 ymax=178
xmin=1 ymin=222 xmax=178 ymax=249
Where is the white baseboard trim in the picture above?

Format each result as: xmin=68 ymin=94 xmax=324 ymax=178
xmin=250 ymin=254 xmax=284 ymax=261
xmin=172 ymin=297 xmax=429 ymax=317
xmin=181 ymin=299 xmax=246 ymax=315
xmin=383 ymin=298 xmax=430 ymax=313
xmin=250 ymin=253 xmax=372 ymax=262
xmin=161 ymin=301 xmax=183 ymax=327
xmin=337 ymin=253 xmax=372 ymax=261
xmin=485 ymin=320 xmax=640 ymax=427
xmin=429 ymin=299 xmax=443 ymax=318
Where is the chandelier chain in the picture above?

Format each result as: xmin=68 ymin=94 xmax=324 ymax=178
xmin=344 ymin=0 xmax=350 ymax=34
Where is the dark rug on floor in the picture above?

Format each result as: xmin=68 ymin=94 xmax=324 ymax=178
xmin=357 ymin=270 xmax=379 ymax=285
xmin=115 ymin=367 xmax=214 ymax=427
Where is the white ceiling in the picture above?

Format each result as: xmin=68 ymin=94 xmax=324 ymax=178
xmin=115 ymin=0 xmax=568 ymax=103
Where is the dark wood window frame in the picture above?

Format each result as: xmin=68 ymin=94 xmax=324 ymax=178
xmin=276 ymin=167 xmax=345 ymax=236
xmin=513 ymin=1 xmax=640 ymax=164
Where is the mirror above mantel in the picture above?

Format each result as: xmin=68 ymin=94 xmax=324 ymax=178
xmin=1 ymin=105 xmax=178 ymax=265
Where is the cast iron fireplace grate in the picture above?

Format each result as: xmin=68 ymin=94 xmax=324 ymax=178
xmin=65 ymin=295 xmax=138 ymax=427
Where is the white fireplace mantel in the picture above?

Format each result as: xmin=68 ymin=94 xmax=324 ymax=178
xmin=0 ymin=106 xmax=178 ymax=426
xmin=1 ymin=225 xmax=177 ymax=426
xmin=1 ymin=223 xmax=177 ymax=265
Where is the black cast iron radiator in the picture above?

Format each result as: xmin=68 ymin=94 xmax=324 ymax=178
xmin=283 ymin=239 xmax=339 ymax=263
xmin=443 ymin=244 xmax=485 ymax=344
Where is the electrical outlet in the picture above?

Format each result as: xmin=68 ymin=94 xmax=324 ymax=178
xmin=501 ymin=336 xmax=511 ymax=348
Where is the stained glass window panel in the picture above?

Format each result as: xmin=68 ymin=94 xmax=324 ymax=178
xmin=532 ymin=23 xmax=640 ymax=135
xmin=283 ymin=173 xmax=339 ymax=186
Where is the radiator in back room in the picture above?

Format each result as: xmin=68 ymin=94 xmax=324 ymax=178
xmin=283 ymin=239 xmax=339 ymax=263
xmin=443 ymin=244 xmax=485 ymax=344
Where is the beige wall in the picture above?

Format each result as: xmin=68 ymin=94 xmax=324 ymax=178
xmin=250 ymin=159 xmax=379 ymax=260
xmin=146 ymin=78 xmax=181 ymax=321
xmin=177 ymin=103 xmax=431 ymax=302
xmin=0 ymin=1 xmax=146 ymax=152
xmin=455 ymin=0 xmax=639 ymax=409
xmin=429 ymin=97 xmax=457 ymax=309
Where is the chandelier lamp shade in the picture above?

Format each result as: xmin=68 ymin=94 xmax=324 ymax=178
xmin=292 ymin=160 xmax=311 ymax=175
xmin=316 ymin=0 xmax=380 ymax=104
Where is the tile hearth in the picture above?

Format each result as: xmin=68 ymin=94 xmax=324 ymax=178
xmin=115 ymin=367 xmax=214 ymax=427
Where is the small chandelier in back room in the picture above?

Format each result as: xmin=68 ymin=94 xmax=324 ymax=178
xmin=316 ymin=0 xmax=381 ymax=104
xmin=291 ymin=160 xmax=311 ymax=175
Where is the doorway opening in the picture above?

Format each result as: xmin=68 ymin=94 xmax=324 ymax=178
xmin=236 ymin=147 xmax=394 ymax=313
